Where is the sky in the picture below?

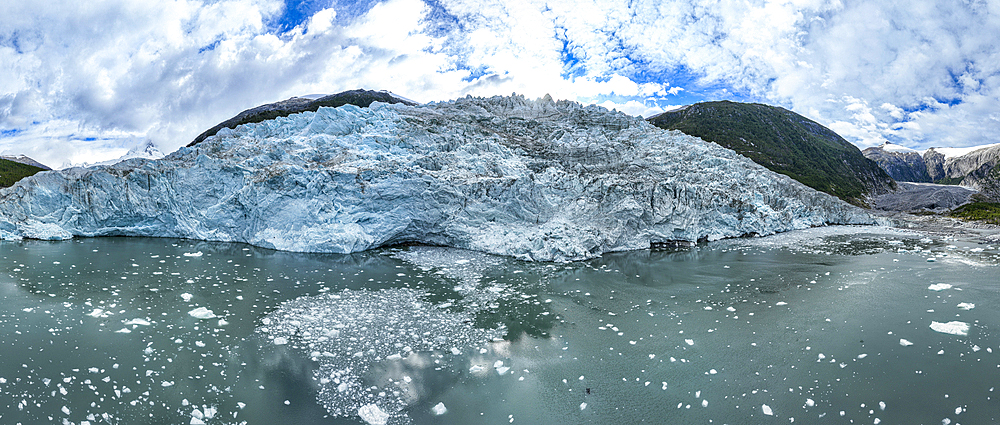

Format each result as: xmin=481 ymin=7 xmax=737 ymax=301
xmin=1 ymin=0 xmax=999 ymax=168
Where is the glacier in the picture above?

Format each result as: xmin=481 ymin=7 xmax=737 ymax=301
xmin=0 ymin=95 xmax=878 ymax=261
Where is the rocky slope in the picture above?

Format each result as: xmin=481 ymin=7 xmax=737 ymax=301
xmin=864 ymin=142 xmax=1000 ymax=201
xmin=861 ymin=143 xmax=931 ymax=183
xmin=0 ymin=95 xmax=878 ymax=261
xmin=648 ymin=101 xmax=896 ymax=206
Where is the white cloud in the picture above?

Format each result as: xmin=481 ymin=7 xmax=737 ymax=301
xmin=2 ymin=0 xmax=999 ymax=168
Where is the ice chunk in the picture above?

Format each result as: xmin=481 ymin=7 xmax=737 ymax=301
xmin=899 ymin=339 xmax=913 ymax=346
xmin=762 ymin=404 xmax=773 ymax=415
xmin=358 ymin=403 xmax=390 ymax=425
xmin=123 ymin=318 xmax=151 ymax=326
xmin=273 ymin=337 xmax=289 ymax=345
xmin=685 ymin=339 xmax=694 ymax=346
xmin=928 ymin=283 xmax=952 ymax=291
xmin=930 ymin=321 xmax=969 ymax=336
xmin=805 ymin=398 xmax=815 ymax=407
xmin=432 ymin=402 xmax=447 ymax=415
xmin=579 ymin=402 xmax=587 ymax=410
xmin=188 ymin=307 xmax=217 ymax=319
xmin=181 ymin=293 xmax=194 ymax=302
xmin=183 ymin=252 xmax=203 ymax=257
xmin=957 ymin=303 xmax=975 ymax=310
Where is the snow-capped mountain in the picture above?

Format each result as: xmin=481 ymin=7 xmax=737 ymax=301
xmin=864 ymin=142 xmax=1000 ymax=200
xmin=80 ymin=140 xmax=165 ymax=167
xmin=0 ymin=94 xmax=877 ymax=261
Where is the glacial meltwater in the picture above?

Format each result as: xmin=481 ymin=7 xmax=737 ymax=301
xmin=1 ymin=227 xmax=998 ymax=424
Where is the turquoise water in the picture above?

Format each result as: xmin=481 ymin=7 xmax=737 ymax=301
xmin=1 ymin=227 xmax=998 ymax=424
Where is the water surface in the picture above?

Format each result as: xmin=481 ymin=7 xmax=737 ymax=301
xmin=1 ymin=227 xmax=998 ymax=424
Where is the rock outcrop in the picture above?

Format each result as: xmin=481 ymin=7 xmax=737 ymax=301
xmin=861 ymin=143 xmax=931 ymax=183
xmin=0 ymin=95 xmax=878 ymax=261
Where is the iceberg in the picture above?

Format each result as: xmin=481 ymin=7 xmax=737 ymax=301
xmin=0 ymin=95 xmax=877 ymax=261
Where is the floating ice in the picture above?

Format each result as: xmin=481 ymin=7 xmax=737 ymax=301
xmin=805 ymin=398 xmax=815 ymax=407
xmin=181 ymin=293 xmax=194 ymax=302
xmin=928 ymin=283 xmax=953 ymax=291
xmin=273 ymin=337 xmax=288 ymax=345
xmin=123 ymin=318 xmax=151 ymax=326
xmin=358 ymin=403 xmax=390 ymax=425
xmin=183 ymin=252 xmax=203 ymax=257
xmin=930 ymin=321 xmax=970 ymax=336
xmin=579 ymin=402 xmax=587 ymax=410
xmin=762 ymin=404 xmax=774 ymax=415
xmin=899 ymin=339 xmax=914 ymax=346
xmin=255 ymin=288 xmax=503 ymax=424
xmin=685 ymin=339 xmax=694 ymax=346
xmin=432 ymin=402 xmax=448 ymax=415
xmin=957 ymin=303 xmax=975 ymax=310
xmin=188 ymin=307 xmax=217 ymax=319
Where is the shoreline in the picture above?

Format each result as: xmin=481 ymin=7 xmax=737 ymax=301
xmin=878 ymin=211 xmax=1000 ymax=244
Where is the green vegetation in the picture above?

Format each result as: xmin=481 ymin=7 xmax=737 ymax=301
xmin=950 ymin=201 xmax=1000 ymax=224
xmin=648 ymin=101 xmax=896 ymax=207
xmin=0 ymin=158 xmax=46 ymax=187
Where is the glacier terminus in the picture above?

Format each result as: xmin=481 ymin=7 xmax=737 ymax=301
xmin=0 ymin=95 xmax=879 ymax=261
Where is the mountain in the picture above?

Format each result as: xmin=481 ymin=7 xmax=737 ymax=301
xmin=187 ymin=89 xmax=418 ymax=147
xmin=648 ymin=101 xmax=896 ymax=207
xmin=0 ymin=156 xmax=48 ymax=188
xmin=80 ymin=140 xmax=165 ymax=168
xmin=860 ymin=143 xmax=931 ymax=183
xmin=0 ymin=94 xmax=877 ymax=261
xmin=863 ymin=142 xmax=1000 ymax=201
xmin=1 ymin=154 xmax=51 ymax=170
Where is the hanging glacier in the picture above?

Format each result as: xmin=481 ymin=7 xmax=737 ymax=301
xmin=0 ymin=95 xmax=878 ymax=261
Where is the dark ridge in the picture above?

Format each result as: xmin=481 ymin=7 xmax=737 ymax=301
xmin=0 ymin=157 xmax=47 ymax=187
xmin=187 ymin=89 xmax=419 ymax=147
xmin=648 ymin=100 xmax=897 ymax=207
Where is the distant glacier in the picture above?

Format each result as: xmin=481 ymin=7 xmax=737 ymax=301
xmin=0 ymin=95 xmax=878 ymax=261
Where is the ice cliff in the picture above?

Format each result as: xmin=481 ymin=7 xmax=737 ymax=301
xmin=0 ymin=95 xmax=878 ymax=261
